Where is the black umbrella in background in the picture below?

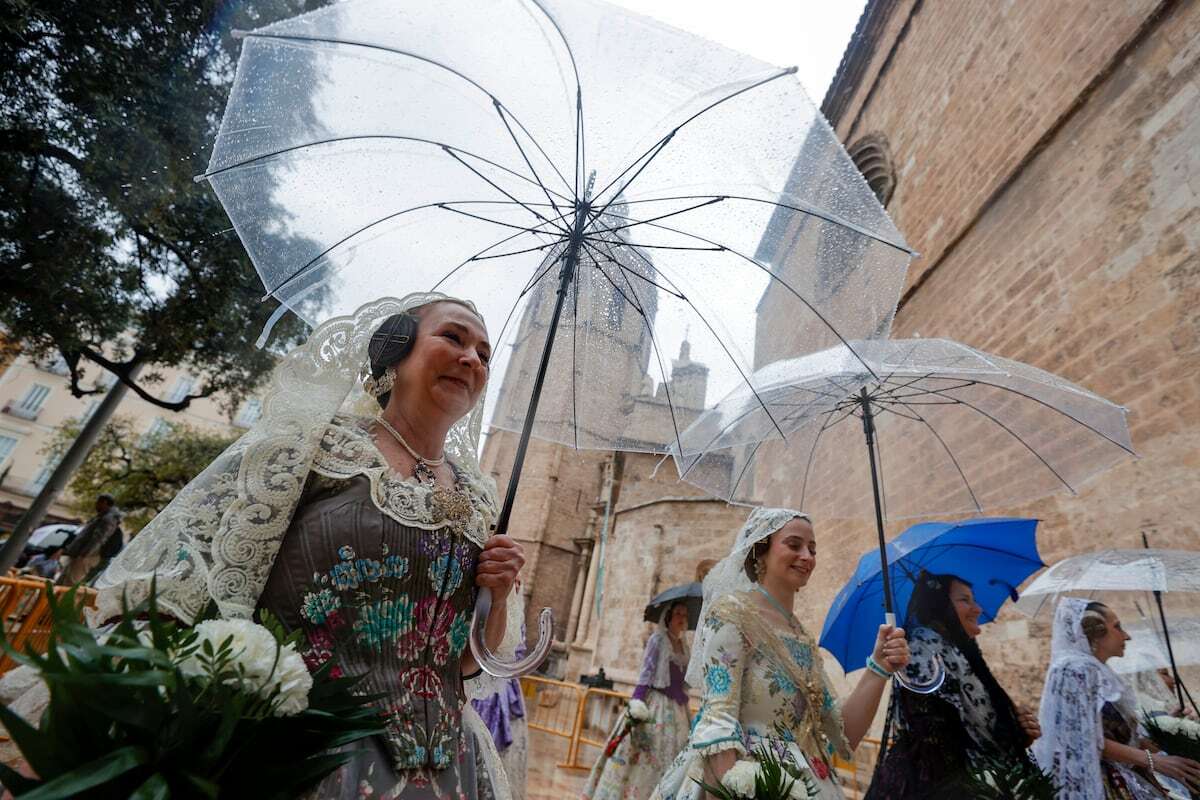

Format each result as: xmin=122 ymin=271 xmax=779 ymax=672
xmin=644 ymin=582 xmax=703 ymax=630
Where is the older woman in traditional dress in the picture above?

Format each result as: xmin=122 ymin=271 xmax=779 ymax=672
xmin=652 ymin=508 xmax=910 ymax=800
xmin=96 ymin=294 xmax=526 ymax=799
xmin=1034 ymin=598 xmax=1200 ymax=800
xmin=583 ymin=600 xmax=692 ymax=800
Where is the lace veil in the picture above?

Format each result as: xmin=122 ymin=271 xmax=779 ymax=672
xmin=95 ymin=294 xmax=490 ymax=624
xmin=686 ymin=507 xmax=809 ymax=686
xmin=1032 ymin=597 xmax=1135 ymax=800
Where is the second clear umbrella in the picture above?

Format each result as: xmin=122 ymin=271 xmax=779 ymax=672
xmin=673 ymin=338 xmax=1135 ymax=689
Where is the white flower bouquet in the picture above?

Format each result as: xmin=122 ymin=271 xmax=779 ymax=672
xmin=695 ymin=746 xmax=818 ymax=800
xmin=0 ymin=584 xmax=382 ymax=799
xmin=627 ymin=698 xmax=653 ymax=723
xmin=604 ymin=696 xmax=656 ymax=756
xmin=1144 ymin=711 xmax=1200 ymax=762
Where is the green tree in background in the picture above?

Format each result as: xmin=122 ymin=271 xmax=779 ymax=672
xmin=0 ymin=0 xmax=327 ymax=411
xmin=46 ymin=416 xmax=238 ymax=534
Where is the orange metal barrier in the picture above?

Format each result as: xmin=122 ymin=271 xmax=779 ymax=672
xmin=833 ymin=736 xmax=884 ymax=799
xmin=521 ymin=675 xmax=705 ymax=774
xmin=0 ymin=576 xmax=96 ymax=674
xmin=563 ymin=686 xmax=631 ymax=771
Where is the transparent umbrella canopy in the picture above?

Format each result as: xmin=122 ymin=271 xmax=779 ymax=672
xmin=1110 ymin=617 xmax=1200 ymax=675
xmin=1015 ymin=549 xmax=1200 ymax=617
xmin=1016 ymin=548 xmax=1200 ymax=714
xmin=199 ymin=0 xmax=914 ymax=675
xmin=673 ymin=338 xmax=1134 ymax=516
xmin=673 ymin=338 xmax=1134 ymax=692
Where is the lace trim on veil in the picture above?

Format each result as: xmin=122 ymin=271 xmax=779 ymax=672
xmin=313 ymin=417 xmax=496 ymax=548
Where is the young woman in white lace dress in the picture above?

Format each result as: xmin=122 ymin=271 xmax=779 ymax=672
xmin=651 ymin=508 xmax=910 ymax=800
xmin=1033 ymin=598 xmax=1200 ymax=799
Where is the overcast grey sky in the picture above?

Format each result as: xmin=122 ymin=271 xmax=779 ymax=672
xmin=605 ymin=0 xmax=866 ymax=101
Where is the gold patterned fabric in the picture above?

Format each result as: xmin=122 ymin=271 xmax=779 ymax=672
xmin=652 ymin=591 xmax=849 ymax=800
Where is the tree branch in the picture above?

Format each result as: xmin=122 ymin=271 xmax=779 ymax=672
xmin=79 ymin=347 xmax=213 ymax=412
xmin=0 ymin=129 xmax=86 ymax=173
xmin=130 ymin=223 xmax=202 ymax=282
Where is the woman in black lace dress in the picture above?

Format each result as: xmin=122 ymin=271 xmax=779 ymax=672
xmin=865 ymin=572 xmax=1040 ymax=798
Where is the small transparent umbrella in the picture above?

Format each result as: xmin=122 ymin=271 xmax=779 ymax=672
xmin=1110 ymin=618 xmax=1200 ymax=676
xmin=1016 ymin=547 xmax=1200 ymax=714
xmin=199 ymin=0 xmax=914 ymax=675
xmin=673 ymin=338 xmax=1135 ymax=690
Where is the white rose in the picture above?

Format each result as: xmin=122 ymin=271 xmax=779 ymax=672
xmin=788 ymin=773 xmax=815 ymax=800
xmin=627 ymin=699 xmax=652 ymax=722
xmin=721 ymin=760 xmax=761 ymax=799
xmin=183 ymin=619 xmax=313 ymax=716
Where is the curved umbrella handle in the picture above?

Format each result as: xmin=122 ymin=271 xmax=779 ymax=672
xmin=892 ymin=653 xmax=946 ymax=694
xmin=884 ymin=612 xmax=946 ymax=695
xmin=468 ymin=587 xmax=554 ymax=678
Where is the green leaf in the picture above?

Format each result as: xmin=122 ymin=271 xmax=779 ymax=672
xmin=0 ymin=700 xmax=65 ymax=779
xmin=244 ymin=751 xmax=371 ymax=799
xmin=14 ymin=745 xmax=148 ymax=800
xmin=178 ymin=770 xmax=221 ymax=799
xmin=43 ymin=669 xmax=176 ymax=687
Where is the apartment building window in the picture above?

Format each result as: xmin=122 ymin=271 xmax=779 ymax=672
xmin=167 ymin=376 xmax=195 ymax=404
xmin=234 ymin=398 xmax=263 ymax=428
xmin=6 ymin=384 xmax=51 ymax=420
xmin=27 ymin=455 xmax=61 ymax=494
xmin=40 ymin=355 xmax=70 ymax=377
xmin=140 ymin=417 xmax=171 ymax=447
xmin=0 ymin=434 xmax=18 ymax=468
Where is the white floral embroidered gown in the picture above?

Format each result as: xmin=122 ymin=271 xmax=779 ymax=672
xmin=652 ymin=591 xmax=850 ymax=800
xmin=258 ymin=417 xmax=506 ymax=800
xmin=583 ymin=630 xmax=691 ymax=800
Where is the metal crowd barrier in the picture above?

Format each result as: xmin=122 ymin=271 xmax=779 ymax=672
xmin=0 ymin=576 xmax=96 ymax=674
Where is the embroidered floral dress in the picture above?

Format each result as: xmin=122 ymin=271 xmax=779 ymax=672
xmin=652 ymin=591 xmax=850 ymax=800
xmin=584 ymin=630 xmax=692 ymax=800
xmin=257 ymin=417 xmax=504 ymax=800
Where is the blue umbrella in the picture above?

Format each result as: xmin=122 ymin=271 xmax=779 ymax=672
xmin=819 ymin=517 xmax=1043 ymax=673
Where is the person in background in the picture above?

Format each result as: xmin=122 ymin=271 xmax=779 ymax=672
xmin=58 ymin=493 xmax=121 ymax=586
xmin=583 ymin=600 xmax=692 ymax=800
xmin=1034 ymin=598 xmax=1200 ymax=799
xmin=470 ymin=583 xmax=530 ymax=800
xmin=20 ymin=546 xmax=63 ymax=582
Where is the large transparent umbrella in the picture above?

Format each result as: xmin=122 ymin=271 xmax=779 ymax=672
xmin=672 ymin=338 xmax=1134 ymax=690
xmin=1015 ymin=547 xmax=1200 ymax=714
xmin=199 ymin=0 xmax=914 ymax=675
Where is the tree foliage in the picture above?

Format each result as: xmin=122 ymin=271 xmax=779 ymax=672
xmin=0 ymin=0 xmax=326 ymax=412
xmin=47 ymin=415 xmax=237 ymax=533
